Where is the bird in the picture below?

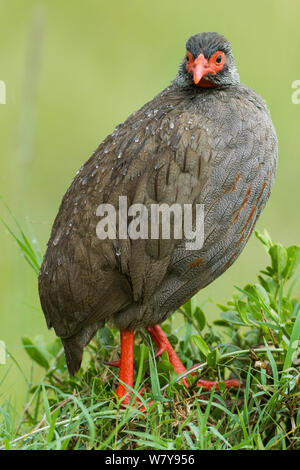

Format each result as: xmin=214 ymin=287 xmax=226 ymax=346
xmin=38 ymin=32 xmax=278 ymax=405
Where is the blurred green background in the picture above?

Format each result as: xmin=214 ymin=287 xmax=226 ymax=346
xmin=0 ymin=0 xmax=299 ymax=412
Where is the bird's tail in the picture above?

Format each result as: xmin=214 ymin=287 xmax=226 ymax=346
xmin=62 ymin=337 xmax=84 ymax=376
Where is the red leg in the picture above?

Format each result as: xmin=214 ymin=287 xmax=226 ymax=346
xmin=147 ymin=325 xmax=188 ymax=387
xmin=115 ymin=330 xmax=134 ymax=405
xmin=196 ymin=378 xmax=240 ymax=390
xmin=147 ymin=324 xmax=240 ymax=391
xmin=105 ymin=330 xmax=146 ymax=409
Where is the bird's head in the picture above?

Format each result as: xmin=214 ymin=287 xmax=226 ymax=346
xmin=176 ymin=32 xmax=240 ymax=88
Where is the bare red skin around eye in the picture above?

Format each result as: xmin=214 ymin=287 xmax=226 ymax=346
xmin=186 ymin=50 xmax=225 ymax=87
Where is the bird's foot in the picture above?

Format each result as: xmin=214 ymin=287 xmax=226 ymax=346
xmin=107 ymin=327 xmax=240 ymax=412
xmin=147 ymin=325 xmax=240 ymax=391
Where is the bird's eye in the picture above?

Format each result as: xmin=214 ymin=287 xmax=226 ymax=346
xmin=210 ymin=51 xmax=225 ymax=69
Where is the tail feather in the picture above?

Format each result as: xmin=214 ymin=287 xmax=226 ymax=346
xmin=62 ymin=320 xmax=104 ymax=375
xmin=62 ymin=337 xmax=83 ymax=375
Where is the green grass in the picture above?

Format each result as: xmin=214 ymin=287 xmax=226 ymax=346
xmin=1 ymin=0 xmax=300 ymax=428
xmin=0 ymin=210 xmax=299 ymax=450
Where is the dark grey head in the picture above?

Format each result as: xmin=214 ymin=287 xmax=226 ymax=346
xmin=175 ymin=32 xmax=240 ymax=88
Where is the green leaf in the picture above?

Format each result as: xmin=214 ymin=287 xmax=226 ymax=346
xmin=148 ymin=344 xmax=162 ymax=401
xmin=236 ymin=300 xmax=250 ymax=325
xmin=269 ymin=244 xmax=288 ymax=279
xmin=244 ymin=328 xmax=261 ymax=346
xmin=282 ymin=246 xmax=300 ymax=280
xmin=97 ymin=327 xmax=114 ymax=347
xmin=220 ymin=310 xmax=245 ymax=326
xmin=244 ymin=284 xmax=270 ymax=309
xmin=206 ymin=348 xmax=220 ymax=367
xmin=157 ymin=359 xmax=173 ymax=375
xmin=183 ymin=320 xmax=192 ymax=352
xmin=22 ymin=337 xmax=50 ymax=370
xmin=253 ymin=284 xmax=270 ymax=306
xmin=255 ymin=230 xmax=273 ymax=249
xmin=182 ymin=298 xmax=193 ymax=316
xmin=193 ymin=306 xmax=206 ymax=331
xmin=213 ymin=319 xmax=233 ymax=328
xmin=46 ymin=337 xmax=63 ymax=357
xmin=218 ymin=380 xmax=226 ymax=392
xmin=258 ymin=276 xmax=277 ymax=296
xmin=283 ymin=309 xmax=300 ymax=371
xmin=254 ymin=433 xmax=265 ymax=450
xmin=134 ymin=343 xmax=148 ymax=391
xmin=191 ymin=335 xmax=210 ymax=357
xmin=47 ymin=408 xmax=59 ymax=443
xmin=263 ymin=338 xmax=279 ymax=386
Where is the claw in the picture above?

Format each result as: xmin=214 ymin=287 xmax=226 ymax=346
xmin=155 ymin=345 xmax=167 ymax=358
xmin=103 ymin=359 xmax=121 ymax=368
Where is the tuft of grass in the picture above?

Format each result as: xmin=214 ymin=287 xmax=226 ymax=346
xmin=0 ymin=197 xmax=42 ymax=274
xmin=1 ymin=207 xmax=300 ymax=450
